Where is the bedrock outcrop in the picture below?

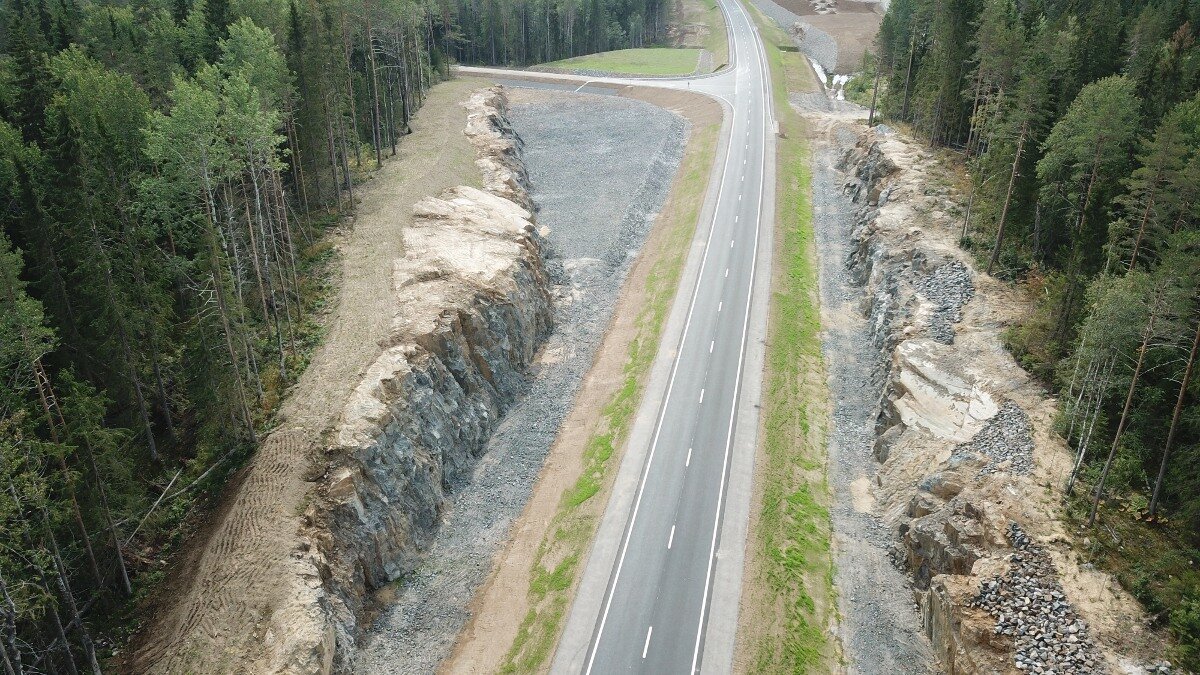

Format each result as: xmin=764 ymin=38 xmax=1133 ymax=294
xmin=836 ymin=129 xmax=1168 ymax=674
xmin=292 ymin=87 xmax=553 ymax=672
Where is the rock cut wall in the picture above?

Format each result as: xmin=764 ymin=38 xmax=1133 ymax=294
xmin=301 ymin=87 xmax=554 ymax=672
xmin=835 ymin=129 xmax=1166 ymax=674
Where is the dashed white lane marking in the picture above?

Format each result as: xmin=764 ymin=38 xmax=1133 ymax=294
xmin=686 ymin=448 xmax=692 ymax=467
xmin=730 ymin=239 xmax=735 ymax=248
xmin=738 ymin=194 xmax=742 ymax=201
xmin=710 ymin=340 xmax=714 ymax=353
xmin=725 ymin=269 xmax=729 ymax=278
xmin=699 ymin=388 xmax=705 ymax=403
xmin=741 ymin=175 xmax=745 ymax=181
xmin=668 ymin=525 xmax=676 ymax=550
xmin=642 ymin=626 xmax=653 ymax=659
xmin=718 ymin=301 xmax=723 ymax=312
xmin=735 ymin=215 xmax=739 ymax=222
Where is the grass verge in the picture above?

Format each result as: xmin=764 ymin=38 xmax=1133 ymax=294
xmin=542 ymin=47 xmax=703 ymax=76
xmin=739 ymin=3 xmax=838 ymax=672
xmin=671 ymin=0 xmax=731 ymax=71
xmin=497 ymin=111 xmax=721 ymax=674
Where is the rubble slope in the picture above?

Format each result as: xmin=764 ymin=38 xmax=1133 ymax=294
xmin=834 ymin=128 xmax=1169 ymax=674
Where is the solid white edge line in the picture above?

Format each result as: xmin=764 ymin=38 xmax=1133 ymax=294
xmin=689 ymin=1 xmax=772 ymax=671
xmin=582 ymin=55 xmax=741 ymax=675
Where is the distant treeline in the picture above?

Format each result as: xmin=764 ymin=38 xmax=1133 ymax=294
xmin=0 ymin=0 xmax=667 ymax=671
xmin=876 ymin=0 xmax=1200 ymax=664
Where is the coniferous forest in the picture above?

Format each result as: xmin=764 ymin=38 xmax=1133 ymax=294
xmin=876 ymin=0 xmax=1200 ymax=663
xmin=0 ymin=0 xmax=668 ymax=670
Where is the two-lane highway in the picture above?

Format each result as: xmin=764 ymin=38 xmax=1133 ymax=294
xmin=570 ymin=5 xmax=773 ymax=672
xmin=460 ymin=2 xmax=777 ymax=669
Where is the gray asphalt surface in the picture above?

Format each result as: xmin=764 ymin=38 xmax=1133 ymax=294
xmin=460 ymin=0 xmax=777 ymax=670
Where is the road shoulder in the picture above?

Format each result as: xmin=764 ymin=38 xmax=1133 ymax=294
xmin=441 ymin=84 xmax=727 ymax=674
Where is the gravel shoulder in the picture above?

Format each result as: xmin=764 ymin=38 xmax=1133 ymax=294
xmin=810 ymin=122 xmax=937 ymax=672
xmin=355 ymin=86 xmax=719 ymax=674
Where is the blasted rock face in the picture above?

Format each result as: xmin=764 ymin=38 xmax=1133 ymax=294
xmin=305 ymin=88 xmax=555 ymax=671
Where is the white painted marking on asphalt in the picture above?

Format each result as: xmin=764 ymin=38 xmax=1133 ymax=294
xmin=730 ymin=239 xmax=735 ymax=248
xmin=668 ymin=525 xmax=676 ymax=550
xmin=642 ymin=626 xmax=653 ymax=659
xmin=718 ymin=301 xmax=723 ymax=312
xmin=725 ymin=269 xmax=729 ymax=278
xmin=690 ymin=15 xmax=773 ymax=673
xmin=699 ymin=388 xmax=705 ymax=403
xmin=709 ymin=340 xmax=714 ymax=353
xmin=583 ymin=83 xmax=741 ymax=675
xmin=686 ymin=448 xmax=692 ymax=467
xmin=734 ymin=215 xmax=739 ymax=222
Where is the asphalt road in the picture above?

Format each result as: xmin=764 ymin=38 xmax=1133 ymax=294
xmin=459 ymin=2 xmax=777 ymax=670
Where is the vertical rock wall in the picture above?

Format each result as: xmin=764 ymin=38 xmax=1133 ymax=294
xmin=303 ymin=87 xmax=554 ymax=672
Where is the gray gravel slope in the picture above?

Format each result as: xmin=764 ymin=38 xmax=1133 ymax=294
xmin=354 ymin=91 xmax=686 ymax=674
xmin=813 ymin=126 xmax=935 ymax=674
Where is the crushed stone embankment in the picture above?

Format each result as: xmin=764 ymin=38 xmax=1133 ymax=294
xmin=815 ymin=120 xmax=1170 ymax=673
xmin=354 ymin=88 xmax=687 ymax=674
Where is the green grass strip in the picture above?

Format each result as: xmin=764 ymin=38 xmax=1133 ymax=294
xmin=543 ymin=48 xmax=704 ymax=76
xmin=499 ymin=118 xmax=720 ymax=673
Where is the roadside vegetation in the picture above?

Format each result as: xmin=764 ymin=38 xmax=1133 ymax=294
xmin=739 ymin=4 xmax=838 ymax=672
xmin=499 ymin=106 xmax=721 ymax=673
xmin=875 ymin=0 xmax=1200 ymax=664
xmin=672 ymin=0 xmax=731 ymax=69
xmin=0 ymin=0 xmax=695 ymax=667
xmin=542 ymin=47 xmax=704 ymax=76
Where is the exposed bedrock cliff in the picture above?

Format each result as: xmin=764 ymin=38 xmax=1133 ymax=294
xmin=835 ymin=130 xmax=1168 ymax=674
xmin=293 ymin=87 xmax=553 ymax=672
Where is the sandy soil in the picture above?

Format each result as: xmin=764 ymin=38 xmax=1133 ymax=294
xmin=441 ymin=85 xmax=723 ymax=674
xmin=126 ymin=77 xmax=488 ymax=673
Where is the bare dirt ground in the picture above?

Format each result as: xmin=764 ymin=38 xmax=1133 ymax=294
xmin=752 ymin=0 xmax=882 ymax=73
xmin=127 ymin=77 xmax=487 ymax=673
xmin=441 ymin=85 xmax=723 ymax=674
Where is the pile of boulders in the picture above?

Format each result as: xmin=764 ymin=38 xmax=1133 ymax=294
xmin=957 ymin=401 xmax=1035 ymax=476
xmin=973 ymin=524 xmax=1108 ymax=674
xmin=915 ymin=261 xmax=974 ymax=344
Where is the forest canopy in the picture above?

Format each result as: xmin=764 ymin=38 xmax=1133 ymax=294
xmin=0 ymin=0 xmax=672 ymax=670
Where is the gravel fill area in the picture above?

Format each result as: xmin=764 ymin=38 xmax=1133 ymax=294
xmin=915 ymin=260 xmax=974 ymax=344
xmin=750 ymin=0 xmax=840 ymax=73
xmin=957 ymin=401 xmax=1035 ymax=476
xmin=354 ymin=92 xmax=686 ymax=674
xmin=974 ymin=524 xmax=1107 ymax=674
xmin=813 ymin=127 xmax=935 ymax=672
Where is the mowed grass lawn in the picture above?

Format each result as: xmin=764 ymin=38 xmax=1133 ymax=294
xmin=543 ymin=47 xmax=701 ymax=76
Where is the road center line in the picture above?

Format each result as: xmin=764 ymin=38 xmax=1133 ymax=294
xmin=668 ymin=525 xmax=676 ymax=550
xmin=642 ymin=626 xmax=653 ymax=659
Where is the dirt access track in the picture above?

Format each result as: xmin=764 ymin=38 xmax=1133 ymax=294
xmin=127 ymin=77 xmax=487 ymax=673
